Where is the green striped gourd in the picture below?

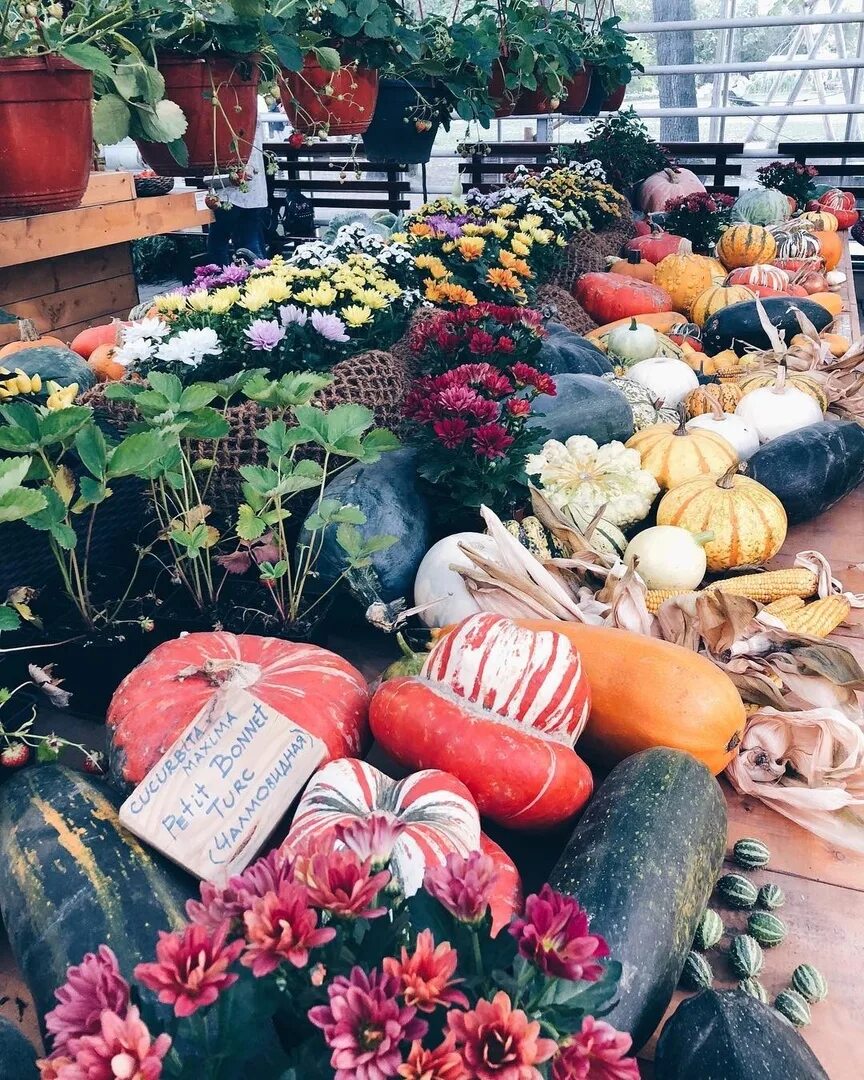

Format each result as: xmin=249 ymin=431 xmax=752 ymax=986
xmin=717 ymin=872 xmax=758 ymax=909
xmin=748 ymin=911 xmax=787 ymax=948
xmin=738 ymin=977 xmax=770 ymax=1004
xmin=757 ymin=882 xmax=785 ymax=910
xmin=733 ymin=837 xmax=770 ymax=869
xmin=502 ymin=516 xmax=559 ymax=560
xmin=680 ymin=950 xmax=714 ymax=990
xmin=775 ymin=988 xmax=811 ymax=1027
xmin=729 ymin=934 xmax=764 ymax=978
xmin=792 ymin=964 xmax=828 ymax=1004
xmin=693 ymin=909 xmax=724 ymax=951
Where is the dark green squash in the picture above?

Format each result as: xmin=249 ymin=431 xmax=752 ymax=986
xmin=528 ymin=372 xmax=635 ymax=445
xmin=702 ymin=297 xmax=832 ymax=356
xmin=547 ymin=748 xmax=727 ymax=1051
xmin=298 ymin=447 xmax=432 ymax=607
xmin=539 ymin=323 xmax=613 ymax=376
xmin=654 ymin=989 xmax=829 ymax=1079
xmin=746 ymin=420 xmax=864 ymax=524
xmin=7 ymin=344 xmax=96 ymax=392
xmin=0 ymin=1017 xmax=38 ymax=1080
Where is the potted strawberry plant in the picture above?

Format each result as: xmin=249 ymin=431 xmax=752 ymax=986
xmin=581 ymin=15 xmax=641 ymax=115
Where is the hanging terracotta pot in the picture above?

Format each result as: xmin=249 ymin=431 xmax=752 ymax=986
xmin=602 ymin=82 xmax=627 ymax=111
xmin=560 ymin=66 xmax=591 ymax=115
xmin=135 ymin=54 xmax=260 ymax=177
xmin=582 ymin=67 xmax=626 ymax=116
xmin=0 ymin=56 xmax=93 ymax=217
xmin=514 ymin=86 xmax=557 ymax=115
xmin=279 ymin=54 xmax=378 ymax=136
xmin=488 ymin=57 xmax=516 ymax=118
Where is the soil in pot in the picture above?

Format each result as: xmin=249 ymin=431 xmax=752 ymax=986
xmin=362 ymin=78 xmax=441 ymax=165
xmin=0 ymin=57 xmax=93 ymax=217
xmin=280 ymin=56 xmax=378 ymax=136
xmin=135 ymin=54 xmax=260 ymax=177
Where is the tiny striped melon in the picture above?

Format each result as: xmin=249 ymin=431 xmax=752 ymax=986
xmin=680 ymin=950 xmax=714 ymax=990
xmin=792 ymin=964 xmax=828 ymax=1004
xmin=738 ymin=977 xmax=770 ymax=1005
xmin=757 ymin=881 xmax=785 ymax=910
xmin=729 ymin=934 xmax=764 ymax=978
xmin=733 ymin=837 xmax=770 ymax=869
xmin=717 ymin=872 xmax=758 ymax=909
xmin=693 ymin=908 xmax=724 ymax=951
xmin=748 ymin=911 xmax=787 ymax=948
xmin=775 ymin=988 xmax=812 ymax=1027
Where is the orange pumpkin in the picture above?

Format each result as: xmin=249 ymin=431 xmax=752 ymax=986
xmin=813 ymin=230 xmax=842 ymax=271
xmin=0 ymin=319 xmax=64 ymax=360
xmin=806 ymin=291 xmax=843 ymax=317
xmin=87 ymin=343 xmax=126 ymax=382
xmin=71 ymin=320 xmax=125 ymax=360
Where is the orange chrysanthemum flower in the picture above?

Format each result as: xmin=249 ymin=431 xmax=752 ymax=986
xmin=486 ymin=267 xmax=523 ymax=292
xmin=383 ymin=930 xmax=469 ymax=1013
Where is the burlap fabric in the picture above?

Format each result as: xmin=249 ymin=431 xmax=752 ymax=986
xmin=80 ymin=349 xmax=412 ymax=522
xmin=389 ymin=306 xmax=444 ymax=378
xmin=552 ymin=204 xmax=637 ymax=292
xmin=534 ymin=284 xmax=597 ymax=337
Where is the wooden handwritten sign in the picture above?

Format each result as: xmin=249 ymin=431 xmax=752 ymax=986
xmin=119 ymin=686 xmax=325 ymax=885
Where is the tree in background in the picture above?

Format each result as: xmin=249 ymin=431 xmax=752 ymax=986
xmin=651 ymin=0 xmax=698 ymax=140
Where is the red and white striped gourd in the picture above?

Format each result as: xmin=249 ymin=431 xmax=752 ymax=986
xmin=725 ymin=264 xmax=790 ymax=291
xmin=284 ymin=759 xmax=522 ymax=933
xmin=107 ymin=632 xmax=370 ymax=785
xmin=422 ymin=612 xmax=591 ymax=745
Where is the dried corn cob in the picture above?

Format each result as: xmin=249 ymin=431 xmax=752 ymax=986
xmin=763 ymin=596 xmax=806 ymax=618
xmin=704 ymin=569 xmax=819 ymax=603
xmin=779 ymin=596 xmax=851 ymax=638
xmin=645 ymin=590 xmax=699 ymax=614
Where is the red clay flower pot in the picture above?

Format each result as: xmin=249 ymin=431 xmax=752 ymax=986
xmin=280 ymin=55 xmax=378 ymax=136
xmin=135 ymin=54 xmax=260 ymax=177
xmin=514 ymin=87 xmax=557 ymax=115
xmin=0 ymin=56 xmax=93 ymax=218
xmin=488 ymin=59 xmax=516 ymax=118
xmin=601 ymin=82 xmax=627 ymax=111
xmin=560 ymin=67 xmax=591 ymax=115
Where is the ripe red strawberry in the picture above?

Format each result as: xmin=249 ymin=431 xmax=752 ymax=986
xmin=1 ymin=743 xmax=30 ymax=768
xmin=83 ymin=751 xmax=105 ymax=775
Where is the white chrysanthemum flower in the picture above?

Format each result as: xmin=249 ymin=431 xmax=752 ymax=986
xmin=113 ymin=338 xmax=155 ymax=368
xmin=156 ymin=327 xmax=222 ymax=368
xmin=122 ymin=318 xmax=169 ymax=345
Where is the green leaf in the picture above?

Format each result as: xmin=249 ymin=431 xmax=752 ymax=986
xmin=0 ymin=456 xmax=31 ymax=497
xmin=39 ymin=406 xmax=92 ymax=446
xmin=0 ymin=606 xmax=21 ymax=631
xmin=0 ymin=487 xmax=47 ymax=523
xmin=0 ymin=307 xmax=16 ymax=325
xmin=362 ymin=428 xmax=401 ymax=454
xmin=179 ymin=383 xmax=219 ymax=412
xmin=236 ymin=504 xmax=267 ymax=542
xmin=73 ymin=475 xmax=110 ymax=511
xmin=335 ymin=522 xmax=361 ymax=558
xmin=238 ymin=464 xmax=280 ymax=495
xmin=49 ymin=522 xmax=78 ymax=550
xmin=332 ymin=504 xmax=366 ymax=525
xmin=75 ymin=424 xmax=108 ymax=479
xmin=166 ymin=137 xmax=190 ymax=169
xmin=92 ymin=94 xmax=131 ymax=145
xmin=147 ymin=372 xmax=183 ymax=404
xmin=61 ymin=43 xmax=115 ymax=78
xmin=139 ymin=99 xmax=189 ymax=144
xmin=107 ymin=430 xmax=172 ymax=478
xmin=0 ymin=402 xmax=41 ymax=439
xmin=177 ymin=409 xmax=230 ymax=439
xmin=0 ymin=429 xmax=37 ymax=452
xmin=316 ymin=46 xmax=342 ymax=72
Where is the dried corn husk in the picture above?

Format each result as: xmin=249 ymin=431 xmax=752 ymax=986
xmin=726 ymin=706 xmax=864 ymax=853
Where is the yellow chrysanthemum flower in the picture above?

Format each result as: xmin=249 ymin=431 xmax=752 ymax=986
xmin=486 ymin=222 xmax=510 ymax=240
xmin=518 ymin=214 xmax=544 ymax=231
xmin=495 ymin=203 xmax=517 ymax=218
xmin=207 ymin=286 xmax=242 ymax=314
xmin=356 ymin=289 xmax=389 ymax=310
xmin=294 ymin=283 xmax=338 ymax=308
xmin=415 ymin=254 xmax=448 ymax=280
xmin=499 ymin=250 xmax=532 ymax=278
xmin=154 ymin=292 xmax=186 ymax=314
xmin=530 ymin=228 xmax=553 ymax=246
xmin=185 ymin=290 xmax=213 ymax=312
xmin=390 ymin=231 xmax=409 ymax=243
xmin=341 ymin=304 xmax=373 ymax=327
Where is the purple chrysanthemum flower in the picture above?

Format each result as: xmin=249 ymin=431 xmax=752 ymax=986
xmin=194 ymin=263 xmax=222 ymax=278
xmin=311 ymin=310 xmax=350 ymax=343
xmin=279 ymin=303 xmax=309 ymax=328
xmin=213 ymin=264 xmax=250 ymax=286
xmin=245 ymin=319 xmax=286 ymax=351
xmin=425 ymin=213 xmax=472 ymax=238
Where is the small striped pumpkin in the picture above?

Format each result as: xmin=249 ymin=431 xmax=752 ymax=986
xmin=738 ymin=369 xmax=829 ymax=412
xmin=656 ymin=469 xmax=787 ymax=572
xmin=422 ymin=612 xmax=591 ymax=745
xmin=791 ymin=964 xmax=828 ymax=1003
xmin=691 ymin=284 xmax=756 ymax=327
xmin=775 ymin=989 xmax=811 ymax=1027
xmin=797 ymin=210 xmax=839 ymax=232
xmin=729 ymin=934 xmax=764 ymax=978
xmin=716 ymin=224 xmax=777 ymax=269
xmin=626 ymin=412 xmax=738 ymax=491
xmin=684 ymin=382 xmax=744 ymax=416
xmin=725 ymin=263 xmax=790 ymax=291
xmin=771 ymin=227 xmax=821 ymax=261
xmin=733 ymin=836 xmax=770 ymax=868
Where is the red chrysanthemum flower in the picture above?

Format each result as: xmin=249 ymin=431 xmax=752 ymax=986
xmin=45 ymin=946 xmax=130 ymax=1054
xmin=309 ymin=966 xmax=427 ymax=1080
xmin=437 ymin=385 xmax=485 ymax=414
xmin=496 ymin=335 xmax=516 ymax=353
xmin=551 ymin=1017 xmax=639 ymax=1080
xmin=434 ymin=418 xmax=472 ymax=448
xmin=468 ymin=330 xmax=497 ymax=355
xmin=472 ymin=422 xmax=514 ymax=459
xmin=483 ymin=371 xmax=515 ymax=397
xmin=241 ymin=882 xmax=336 ymax=976
xmin=447 ymin=991 xmax=557 ymax=1080
xmin=383 ymin=930 xmax=469 ymax=1012
xmin=509 ymin=885 xmax=610 ymax=982
xmin=506 ymin=397 xmax=531 ymax=417
xmin=398 ymin=1034 xmax=470 ymax=1080
xmin=301 ymin=848 xmax=391 ymax=919
xmin=467 ymin=398 xmax=502 ymax=423
xmin=424 ymin=850 xmax=498 ymax=923
xmin=134 ymin=921 xmax=244 ymax=1017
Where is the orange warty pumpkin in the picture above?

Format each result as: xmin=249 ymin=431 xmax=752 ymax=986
xmin=0 ymin=319 xmax=64 ymax=360
xmin=653 ymin=254 xmax=716 ymax=317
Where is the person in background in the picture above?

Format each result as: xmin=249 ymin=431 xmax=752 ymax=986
xmin=206 ymin=94 xmax=270 ymax=264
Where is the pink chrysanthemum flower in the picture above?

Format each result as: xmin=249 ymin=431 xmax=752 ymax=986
xmin=423 ymin=850 xmax=498 ymax=924
xmin=134 ymin=921 xmax=244 ymax=1018
xmin=447 ymin=991 xmax=557 ymax=1080
xmin=62 ymin=1005 xmax=171 ymax=1080
xmin=241 ymin=881 xmax=336 ymax=977
xmin=383 ymin=930 xmax=469 ymax=1013
xmin=45 ymin=946 xmax=130 ymax=1054
xmin=308 ymin=966 xmax=427 ymax=1080
xmin=300 ymin=848 xmax=390 ymax=919
xmin=472 ymin=422 xmax=514 ymax=459
xmin=509 ymin=885 xmax=610 ymax=982
xmin=551 ymin=1017 xmax=639 ymax=1080
xmin=334 ymin=811 xmax=407 ymax=869
xmin=185 ymin=848 xmax=295 ymax=931
xmin=398 ymin=1034 xmax=470 ymax=1080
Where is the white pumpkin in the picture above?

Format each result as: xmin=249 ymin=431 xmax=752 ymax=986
xmin=686 ymin=412 xmax=760 ymax=462
xmin=606 ymin=318 xmax=659 ymax=364
xmin=626 ymin=356 xmax=699 ymax=408
xmin=624 ymin=525 xmax=709 ymax=590
xmin=414 ymin=532 xmax=496 ymax=628
xmin=734 ymin=365 xmax=823 ymax=444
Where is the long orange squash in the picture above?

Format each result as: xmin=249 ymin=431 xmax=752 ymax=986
xmin=585 ymin=311 xmax=689 ymax=341
xmin=516 ymin=621 xmax=745 ymax=774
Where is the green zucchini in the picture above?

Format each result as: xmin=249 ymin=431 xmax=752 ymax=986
xmin=0 ymin=1017 xmax=37 ymax=1080
xmin=547 ymin=748 xmax=726 ymax=1050
xmin=655 ymin=990 xmax=829 ymax=1078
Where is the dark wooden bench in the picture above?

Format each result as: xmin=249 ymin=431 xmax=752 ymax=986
xmin=661 ymin=142 xmax=746 ymax=197
xmin=776 ymin=142 xmax=864 ymax=205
